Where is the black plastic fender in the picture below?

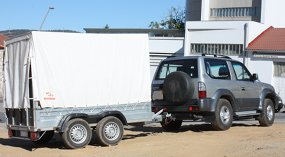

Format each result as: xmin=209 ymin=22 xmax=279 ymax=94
xmin=259 ymin=88 xmax=277 ymax=110
xmin=90 ymin=111 xmax=128 ymax=125
xmin=57 ymin=113 xmax=89 ymax=132
xmin=57 ymin=111 xmax=128 ymax=132
xmin=211 ymin=89 xmax=238 ymax=112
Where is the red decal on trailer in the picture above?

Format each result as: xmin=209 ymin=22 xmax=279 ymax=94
xmin=44 ymin=92 xmax=56 ymax=100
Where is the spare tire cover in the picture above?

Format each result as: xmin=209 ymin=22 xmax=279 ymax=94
xmin=163 ymin=71 xmax=194 ymax=105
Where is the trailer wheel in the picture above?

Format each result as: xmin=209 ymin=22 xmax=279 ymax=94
xmin=61 ymin=118 xmax=92 ymax=149
xmin=96 ymin=116 xmax=124 ymax=146
xmin=33 ymin=131 xmax=54 ymax=145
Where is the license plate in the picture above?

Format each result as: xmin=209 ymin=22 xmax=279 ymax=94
xmin=20 ymin=131 xmax=28 ymax=137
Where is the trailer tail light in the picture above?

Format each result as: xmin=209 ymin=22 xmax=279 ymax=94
xmin=198 ymin=82 xmax=207 ymax=99
xmin=8 ymin=129 xmax=13 ymax=137
xmin=189 ymin=106 xmax=199 ymax=111
xmin=30 ymin=132 xmax=38 ymax=141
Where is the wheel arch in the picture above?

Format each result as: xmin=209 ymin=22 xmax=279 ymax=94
xmin=97 ymin=111 xmax=128 ymax=126
xmin=57 ymin=113 xmax=89 ymax=132
xmin=212 ymin=89 xmax=238 ymax=112
xmin=259 ymin=89 xmax=277 ymax=110
xmin=57 ymin=111 xmax=127 ymax=132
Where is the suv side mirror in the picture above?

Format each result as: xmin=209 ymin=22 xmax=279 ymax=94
xmin=252 ymin=73 xmax=259 ymax=81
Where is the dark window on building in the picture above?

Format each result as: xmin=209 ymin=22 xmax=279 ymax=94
xmin=191 ymin=43 xmax=243 ymax=56
xmin=274 ymin=62 xmax=285 ymax=77
xmin=210 ymin=7 xmax=258 ymax=17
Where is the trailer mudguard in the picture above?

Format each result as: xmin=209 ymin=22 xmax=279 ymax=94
xmin=57 ymin=111 xmax=128 ymax=132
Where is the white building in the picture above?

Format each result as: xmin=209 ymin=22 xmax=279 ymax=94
xmin=185 ymin=0 xmax=285 ymax=27
xmin=184 ymin=21 xmax=268 ymax=57
xmin=246 ymin=27 xmax=285 ymax=102
xmin=184 ymin=0 xmax=285 ymax=100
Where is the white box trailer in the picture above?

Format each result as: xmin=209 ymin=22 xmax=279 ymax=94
xmin=4 ymin=31 xmax=155 ymax=148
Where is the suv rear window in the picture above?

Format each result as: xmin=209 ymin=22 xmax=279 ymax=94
xmin=155 ymin=59 xmax=198 ymax=80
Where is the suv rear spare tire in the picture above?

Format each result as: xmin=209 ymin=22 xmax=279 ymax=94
xmin=163 ymin=71 xmax=194 ymax=105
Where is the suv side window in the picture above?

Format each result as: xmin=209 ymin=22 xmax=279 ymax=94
xmin=204 ymin=59 xmax=231 ymax=80
xmin=231 ymin=61 xmax=252 ymax=81
xmin=204 ymin=59 xmax=230 ymax=80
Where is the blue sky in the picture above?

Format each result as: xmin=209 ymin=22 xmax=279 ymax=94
xmin=1 ymin=0 xmax=185 ymax=32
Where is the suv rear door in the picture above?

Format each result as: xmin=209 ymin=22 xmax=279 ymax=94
xmin=152 ymin=59 xmax=198 ymax=101
xmin=230 ymin=61 xmax=260 ymax=111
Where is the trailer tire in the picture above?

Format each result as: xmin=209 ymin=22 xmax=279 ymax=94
xmin=61 ymin=118 xmax=92 ymax=149
xmin=33 ymin=131 xmax=54 ymax=145
xmin=96 ymin=116 xmax=124 ymax=146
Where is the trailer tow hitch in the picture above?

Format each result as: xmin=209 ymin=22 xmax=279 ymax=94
xmin=151 ymin=109 xmax=163 ymax=122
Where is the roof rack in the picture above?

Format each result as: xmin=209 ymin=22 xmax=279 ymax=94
xmin=201 ymin=54 xmax=231 ymax=59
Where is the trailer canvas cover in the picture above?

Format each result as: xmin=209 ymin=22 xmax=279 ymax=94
xmin=4 ymin=31 xmax=150 ymax=108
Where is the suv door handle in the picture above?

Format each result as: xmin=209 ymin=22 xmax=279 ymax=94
xmin=241 ymin=87 xmax=246 ymax=91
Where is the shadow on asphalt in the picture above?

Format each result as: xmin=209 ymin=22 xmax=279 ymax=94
xmin=0 ymin=113 xmax=282 ymax=150
xmin=0 ymin=133 xmax=66 ymax=151
xmin=125 ymin=123 xmax=260 ymax=135
xmin=0 ymin=131 xmax=131 ymax=150
xmin=0 ymin=122 xmax=273 ymax=150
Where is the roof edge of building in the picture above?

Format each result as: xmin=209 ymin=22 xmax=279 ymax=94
xmin=247 ymin=26 xmax=274 ymax=48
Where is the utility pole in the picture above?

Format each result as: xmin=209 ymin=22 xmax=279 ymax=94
xmin=39 ymin=6 xmax=55 ymax=31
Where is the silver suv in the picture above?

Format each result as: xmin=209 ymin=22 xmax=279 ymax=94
xmin=151 ymin=55 xmax=283 ymax=131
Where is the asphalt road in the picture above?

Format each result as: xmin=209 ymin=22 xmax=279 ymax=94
xmin=276 ymin=109 xmax=285 ymax=123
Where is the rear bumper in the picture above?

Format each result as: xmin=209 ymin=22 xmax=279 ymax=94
xmin=198 ymin=99 xmax=215 ymax=112
xmin=152 ymin=98 xmax=215 ymax=113
xmin=6 ymin=126 xmax=40 ymax=141
xmin=276 ymin=103 xmax=284 ymax=112
xmin=275 ymin=95 xmax=284 ymax=112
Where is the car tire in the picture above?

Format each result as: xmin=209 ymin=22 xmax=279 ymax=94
xmin=211 ymin=99 xmax=233 ymax=131
xmin=259 ymin=99 xmax=275 ymax=127
xmin=61 ymin=118 xmax=92 ymax=149
xmin=96 ymin=116 xmax=124 ymax=146
xmin=163 ymin=71 xmax=194 ymax=105
xmin=33 ymin=131 xmax=54 ymax=145
xmin=161 ymin=118 xmax=182 ymax=132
